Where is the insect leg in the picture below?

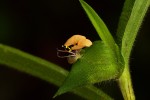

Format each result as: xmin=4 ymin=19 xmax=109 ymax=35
xmin=57 ymin=49 xmax=76 ymax=58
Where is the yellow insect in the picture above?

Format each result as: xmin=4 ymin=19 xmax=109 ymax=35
xmin=63 ymin=35 xmax=92 ymax=51
xmin=57 ymin=35 xmax=92 ymax=64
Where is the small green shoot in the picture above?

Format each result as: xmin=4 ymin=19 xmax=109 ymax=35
xmin=0 ymin=0 xmax=149 ymax=99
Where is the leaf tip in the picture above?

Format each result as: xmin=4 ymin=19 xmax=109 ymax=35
xmin=52 ymin=93 xmax=58 ymax=99
xmin=53 ymin=86 xmax=69 ymax=98
xmin=53 ymin=89 xmax=64 ymax=98
xmin=79 ymin=0 xmax=84 ymax=4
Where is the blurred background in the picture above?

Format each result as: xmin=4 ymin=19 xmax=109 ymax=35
xmin=0 ymin=0 xmax=149 ymax=100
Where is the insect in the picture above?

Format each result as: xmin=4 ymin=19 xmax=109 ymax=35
xmin=57 ymin=35 xmax=92 ymax=64
xmin=63 ymin=35 xmax=92 ymax=51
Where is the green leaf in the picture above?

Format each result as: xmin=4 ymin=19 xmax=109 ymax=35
xmin=117 ymin=0 xmax=150 ymax=99
xmin=116 ymin=0 xmax=135 ymax=46
xmin=0 ymin=44 xmax=67 ymax=86
xmin=121 ymin=0 xmax=150 ymax=62
xmin=79 ymin=0 xmax=116 ymax=54
xmin=54 ymin=41 xmax=124 ymax=97
xmin=0 ymin=44 xmax=113 ymax=100
xmin=72 ymin=85 xmax=114 ymax=100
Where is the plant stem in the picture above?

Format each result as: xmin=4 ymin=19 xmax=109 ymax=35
xmin=118 ymin=0 xmax=150 ymax=99
xmin=118 ymin=64 xmax=135 ymax=100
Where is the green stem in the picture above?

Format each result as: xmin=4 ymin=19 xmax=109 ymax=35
xmin=118 ymin=0 xmax=150 ymax=99
xmin=118 ymin=64 xmax=135 ymax=100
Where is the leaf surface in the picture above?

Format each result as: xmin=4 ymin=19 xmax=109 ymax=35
xmin=54 ymin=41 xmax=123 ymax=97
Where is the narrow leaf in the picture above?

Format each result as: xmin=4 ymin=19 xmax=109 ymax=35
xmin=54 ymin=41 xmax=124 ymax=97
xmin=117 ymin=0 xmax=150 ymax=99
xmin=0 ymin=44 xmax=67 ymax=86
xmin=79 ymin=0 xmax=116 ymax=53
xmin=70 ymin=85 xmax=114 ymax=100
xmin=121 ymin=0 xmax=150 ymax=62
xmin=116 ymin=0 xmax=135 ymax=46
xmin=0 ymin=44 xmax=113 ymax=100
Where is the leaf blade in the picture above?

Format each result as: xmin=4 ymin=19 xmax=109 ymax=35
xmin=0 ymin=44 xmax=112 ymax=100
xmin=79 ymin=0 xmax=116 ymax=53
xmin=121 ymin=0 xmax=150 ymax=62
xmin=54 ymin=41 xmax=123 ymax=98
xmin=0 ymin=44 xmax=67 ymax=86
xmin=117 ymin=0 xmax=150 ymax=99
xmin=116 ymin=0 xmax=135 ymax=46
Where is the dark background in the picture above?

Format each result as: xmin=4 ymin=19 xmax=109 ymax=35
xmin=0 ymin=0 xmax=150 ymax=100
